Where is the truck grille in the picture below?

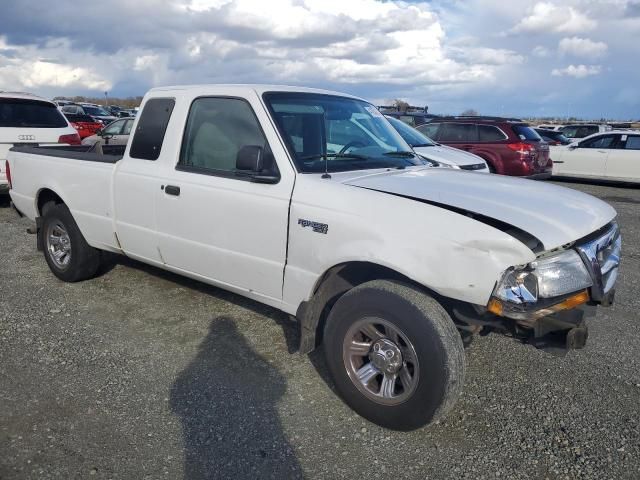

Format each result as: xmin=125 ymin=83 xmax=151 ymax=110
xmin=576 ymin=223 xmax=621 ymax=301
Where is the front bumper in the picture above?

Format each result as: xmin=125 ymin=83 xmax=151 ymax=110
xmin=466 ymin=222 xmax=621 ymax=352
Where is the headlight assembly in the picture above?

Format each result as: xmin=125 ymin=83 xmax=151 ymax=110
xmin=493 ymin=249 xmax=592 ymax=306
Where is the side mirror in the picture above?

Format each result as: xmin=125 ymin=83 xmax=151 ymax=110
xmin=568 ymin=142 xmax=579 ymax=150
xmin=236 ymin=145 xmax=280 ymax=184
xmin=236 ymin=145 xmax=264 ymax=172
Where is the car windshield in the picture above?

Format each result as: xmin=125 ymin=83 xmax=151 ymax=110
xmin=83 ymin=106 xmax=111 ymax=116
xmin=384 ymin=116 xmax=437 ymax=147
xmin=263 ymin=92 xmax=425 ymax=173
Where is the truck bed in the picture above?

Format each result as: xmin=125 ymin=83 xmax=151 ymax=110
xmin=9 ymin=144 xmax=125 ymax=163
xmin=8 ymin=144 xmax=122 ymax=253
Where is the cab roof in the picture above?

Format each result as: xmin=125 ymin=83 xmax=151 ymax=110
xmin=146 ymin=84 xmax=367 ymax=102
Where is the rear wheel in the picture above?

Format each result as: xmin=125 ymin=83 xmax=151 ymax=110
xmin=41 ymin=203 xmax=101 ymax=282
xmin=323 ymin=280 xmax=465 ymax=430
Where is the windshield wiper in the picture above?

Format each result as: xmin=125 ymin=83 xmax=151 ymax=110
xmin=382 ymin=151 xmax=416 ymax=157
xmin=299 ymin=152 xmax=369 ymax=161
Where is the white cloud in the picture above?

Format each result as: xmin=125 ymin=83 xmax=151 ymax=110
xmin=533 ymin=45 xmax=551 ymax=57
xmin=551 ymin=64 xmax=602 ymax=78
xmin=0 ymin=38 xmax=111 ymax=91
xmin=558 ymin=37 xmax=608 ymax=58
xmin=511 ymin=2 xmax=597 ymax=34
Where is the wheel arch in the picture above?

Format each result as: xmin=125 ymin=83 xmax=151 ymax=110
xmin=296 ymin=261 xmax=441 ymax=354
xmin=36 ymin=188 xmax=67 ymax=216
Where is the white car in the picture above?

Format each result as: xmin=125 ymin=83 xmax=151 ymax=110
xmin=386 ymin=116 xmax=489 ymax=172
xmin=7 ymin=84 xmax=620 ymax=430
xmin=551 ymin=130 xmax=640 ymax=183
xmin=1 ymin=91 xmax=80 ymax=195
xmin=559 ymin=124 xmax=612 ymax=142
xmin=537 ymin=124 xmax=565 ymax=131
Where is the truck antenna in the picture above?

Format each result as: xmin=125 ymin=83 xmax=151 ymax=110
xmin=322 ymin=153 xmax=331 ymax=179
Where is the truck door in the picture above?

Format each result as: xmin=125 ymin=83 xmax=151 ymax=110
xmin=113 ymin=98 xmax=176 ymax=264
xmin=155 ymin=95 xmax=294 ymax=301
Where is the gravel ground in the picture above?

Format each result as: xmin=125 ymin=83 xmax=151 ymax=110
xmin=1 ymin=179 xmax=639 ymax=480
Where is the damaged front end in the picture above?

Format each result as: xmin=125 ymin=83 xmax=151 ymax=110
xmin=451 ymin=222 xmax=620 ymax=354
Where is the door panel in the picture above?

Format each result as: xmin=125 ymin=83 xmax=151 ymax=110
xmin=561 ymin=148 xmax=608 ymax=177
xmin=157 ymin=174 xmax=292 ymax=299
xmin=560 ymin=135 xmax=616 ymax=178
xmin=605 ymin=135 xmax=640 ymax=181
xmin=113 ymin=98 xmax=176 ymax=263
xmin=155 ymin=95 xmax=294 ymax=300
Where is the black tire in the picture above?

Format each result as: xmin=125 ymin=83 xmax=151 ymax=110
xmin=323 ymin=280 xmax=465 ymax=431
xmin=41 ymin=203 xmax=101 ymax=282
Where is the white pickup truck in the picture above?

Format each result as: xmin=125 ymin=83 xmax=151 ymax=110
xmin=7 ymin=85 xmax=621 ymax=430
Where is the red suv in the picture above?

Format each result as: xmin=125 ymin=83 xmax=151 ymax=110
xmin=417 ymin=117 xmax=551 ymax=178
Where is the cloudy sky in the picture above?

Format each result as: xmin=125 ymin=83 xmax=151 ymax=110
xmin=1 ymin=0 xmax=639 ymax=119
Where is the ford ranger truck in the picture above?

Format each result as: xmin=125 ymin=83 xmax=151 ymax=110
xmin=7 ymin=85 xmax=621 ymax=430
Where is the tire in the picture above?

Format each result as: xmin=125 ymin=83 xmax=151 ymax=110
xmin=323 ymin=280 xmax=465 ymax=431
xmin=41 ymin=203 xmax=101 ymax=282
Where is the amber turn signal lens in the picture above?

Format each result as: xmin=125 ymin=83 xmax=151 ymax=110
xmin=487 ymin=289 xmax=590 ymax=319
xmin=487 ymin=298 xmax=503 ymax=316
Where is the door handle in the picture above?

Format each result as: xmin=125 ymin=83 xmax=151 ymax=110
xmin=164 ymin=185 xmax=181 ymax=196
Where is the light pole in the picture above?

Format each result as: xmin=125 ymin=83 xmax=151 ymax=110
xmin=105 ymin=91 xmax=109 ymax=107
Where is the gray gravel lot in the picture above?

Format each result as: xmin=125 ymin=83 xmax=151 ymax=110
xmin=1 ymin=179 xmax=639 ymax=480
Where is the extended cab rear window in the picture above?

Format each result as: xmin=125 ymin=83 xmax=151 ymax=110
xmin=0 ymin=98 xmax=68 ymax=128
xmin=129 ymin=98 xmax=175 ymax=160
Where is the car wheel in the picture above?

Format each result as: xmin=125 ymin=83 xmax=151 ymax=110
xmin=41 ymin=203 xmax=102 ymax=282
xmin=323 ymin=280 xmax=465 ymax=430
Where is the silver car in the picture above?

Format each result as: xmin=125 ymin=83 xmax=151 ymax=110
xmin=81 ymin=118 xmax=134 ymax=147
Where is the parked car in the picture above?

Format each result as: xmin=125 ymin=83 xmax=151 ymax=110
xmin=535 ymin=128 xmax=572 ymax=146
xmin=81 ymin=118 xmax=134 ymax=147
xmin=417 ymin=116 xmax=551 ymax=178
xmin=1 ymin=91 xmax=80 ymax=195
xmin=385 ymin=116 xmax=489 ymax=172
xmin=559 ymin=124 xmax=612 ymax=141
xmin=64 ymin=114 xmax=103 ymax=139
xmin=551 ymin=130 xmax=640 ymax=183
xmin=7 ymin=85 xmax=620 ymax=430
xmin=537 ymin=124 xmax=565 ymax=131
xmin=61 ymin=103 xmax=116 ymax=126
xmin=105 ymin=105 xmax=123 ymax=116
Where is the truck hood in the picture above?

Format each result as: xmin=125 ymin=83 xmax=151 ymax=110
xmin=343 ymin=168 xmax=616 ymax=251
xmin=413 ymin=145 xmax=485 ymax=167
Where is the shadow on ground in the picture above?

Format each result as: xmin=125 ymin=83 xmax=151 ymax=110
xmin=0 ymin=194 xmax=10 ymax=208
xmin=109 ymin=255 xmax=301 ymax=353
xmin=170 ymin=318 xmax=304 ymax=479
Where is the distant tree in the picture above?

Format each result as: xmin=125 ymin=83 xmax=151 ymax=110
xmin=393 ymin=99 xmax=410 ymax=112
xmin=461 ymin=108 xmax=479 ymax=116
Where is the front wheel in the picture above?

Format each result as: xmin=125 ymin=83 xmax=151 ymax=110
xmin=323 ymin=280 xmax=465 ymax=430
xmin=41 ymin=203 xmax=102 ymax=282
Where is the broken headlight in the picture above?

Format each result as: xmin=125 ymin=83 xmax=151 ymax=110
xmin=494 ymin=249 xmax=592 ymax=305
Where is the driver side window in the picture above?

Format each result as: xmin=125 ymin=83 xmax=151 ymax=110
xmin=580 ymin=135 xmax=615 ymax=149
xmin=103 ymin=120 xmax=123 ymax=135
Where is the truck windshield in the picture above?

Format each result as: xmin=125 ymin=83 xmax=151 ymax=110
xmin=263 ymin=92 xmax=424 ymax=173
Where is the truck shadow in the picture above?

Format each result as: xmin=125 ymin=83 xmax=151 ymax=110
xmin=170 ymin=317 xmax=304 ymax=480
xmin=0 ymin=194 xmax=10 ymax=208
xmin=105 ymin=255 xmax=300 ymax=354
